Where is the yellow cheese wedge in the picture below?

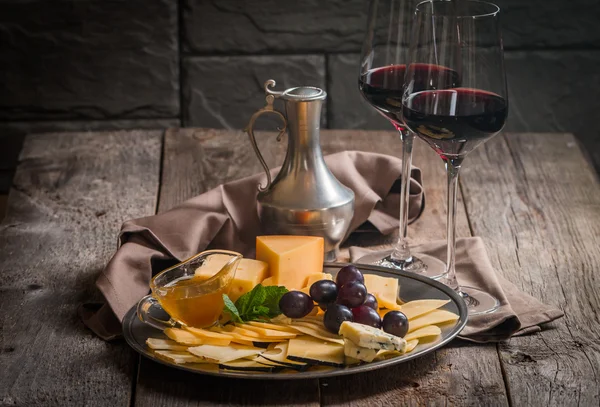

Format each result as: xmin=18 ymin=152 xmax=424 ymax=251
xmin=363 ymin=274 xmax=401 ymax=310
xmin=195 ymin=255 xmax=269 ymax=302
xmin=256 ymin=235 xmax=324 ymax=290
xmin=407 ymin=309 xmax=460 ymax=333
xmin=261 ymin=276 xmax=275 ymax=286
xmin=404 ymin=325 xmax=442 ymax=341
xmin=399 ymin=299 xmax=451 ymax=320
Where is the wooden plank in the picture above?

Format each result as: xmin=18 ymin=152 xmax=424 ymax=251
xmin=0 ymin=130 xmax=163 ymax=406
xmin=139 ymin=128 xmax=507 ymax=406
xmin=460 ymin=133 xmax=600 ymax=407
xmin=134 ymin=127 xmax=320 ymax=407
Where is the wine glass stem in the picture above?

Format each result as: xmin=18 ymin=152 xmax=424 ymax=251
xmin=391 ymin=129 xmax=414 ymax=262
xmin=442 ymin=158 xmax=463 ymax=291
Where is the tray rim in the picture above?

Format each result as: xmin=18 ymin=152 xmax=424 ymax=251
xmin=122 ymin=261 xmax=468 ymax=380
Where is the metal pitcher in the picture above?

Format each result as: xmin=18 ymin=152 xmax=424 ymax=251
xmin=245 ymin=80 xmax=355 ymax=262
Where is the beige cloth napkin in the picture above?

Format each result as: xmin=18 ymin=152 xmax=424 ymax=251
xmin=350 ymin=238 xmax=564 ymax=342
xmin=81 ymin=151 xmax=424 ymax=340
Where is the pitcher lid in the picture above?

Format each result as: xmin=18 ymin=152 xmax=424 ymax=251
xmin=280 ymin=86 xmax=327 ymax=101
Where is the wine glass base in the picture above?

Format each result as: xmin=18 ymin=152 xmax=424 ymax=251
xmin=355 ymin=250 xmax=446 ymax=279
xmin=459 ymin=286 xmax=500 ymax=316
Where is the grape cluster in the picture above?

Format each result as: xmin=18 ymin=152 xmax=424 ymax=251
xmin=278 ymin=265 xmax=409 ymax=337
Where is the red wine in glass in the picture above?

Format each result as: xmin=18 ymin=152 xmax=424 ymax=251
xmin=403 ymin=88 xmax=508 ymax=159
xmin=359 ymin=63 xmax=460 ymax=128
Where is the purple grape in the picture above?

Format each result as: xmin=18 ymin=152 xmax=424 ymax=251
xmin=382 ymin=311 xmax=409 ymax=337
xmin=363 ymin=294 xmax=378 ymax=310
xmin=352 ymin=305 xmax=382 ymax=328
xmin=336 ymin=281 xmax=367 ymax=308
xmin=309 ymin=280 xmax=338 ymax=304
xmin=279 ymin=291 xmax=314 ymax=319
xmin=336 ymin=265 xmax=365 ymax=287
xmin=323 ymin=304 xmax=353 ymax=333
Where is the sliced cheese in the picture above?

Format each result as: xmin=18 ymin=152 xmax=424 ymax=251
xmin=258 ymin=342 xmax=307 ymax=368
xmin=212 ymin=326 xmax=284 ymax=344
xmin=184 ymin=326 xmax=234 ymax=343
xmin=256 ymin=235 xmax=324 ymax=290
xmin=343 ymin=339 xmax=378 ymax=363
xmin=164 ymin=328 xmax=204 ymax=346
xmin=247 ymin=321 xmax=299 ymax=334
xmin=146 ymin=338 xmax=189 ymax=351
xmin=406 ymin=338 xmax=419 ymax=352
xmin=339 ymin=321 xmax=406 ymax=352
xmin=195 ymin=255 xmax=269 ymax=302
xmin=153 ymin=350 xmax=206 ymax=364
xmin=363 ymin=274 xmax=401 ymax=310
xmin=273 ymin=321 xmax=343 ymax=345
xmin=218 ymin=359 xmax=275 ymax=372
xmin=235 ymin=323 xmax=297 ymax=339
xmin=188 ymin=343 xmax=263 ymax=363
xmin=261 ymin=276 xmax=275 ymax=286
xmin=407 ymin=309 xmax=459 ymax=333
xmin=287 ymin=336 xmax=345 ymax=367
xmin=404 ymin=325 xmax=442 ymax=342
xmin=399 ymin=299 xmax=451 ymax=320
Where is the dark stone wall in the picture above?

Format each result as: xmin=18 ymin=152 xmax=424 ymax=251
xmin=1 ymin=0 xmax=599 ymax=193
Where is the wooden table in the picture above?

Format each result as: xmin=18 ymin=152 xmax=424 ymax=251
xmin=1 ymin=129 xmax=599 ymax=406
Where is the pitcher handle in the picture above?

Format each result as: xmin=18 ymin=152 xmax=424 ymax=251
xmin=244 ymin=80 xmax=287 ymax=192
xmin=137 ymin=295 xmax=177 ymax=331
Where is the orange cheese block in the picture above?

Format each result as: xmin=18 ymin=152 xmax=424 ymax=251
xmin=195 ymin=255 xmax=269 ymax=302
xmin=256 ymin=236 xmax=324 ymax=290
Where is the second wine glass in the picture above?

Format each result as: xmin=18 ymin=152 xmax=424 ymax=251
xmin=356 ymin=0 xmax=447 ymax=278
xmin=403 ymin=0 xmax=509 ymax=314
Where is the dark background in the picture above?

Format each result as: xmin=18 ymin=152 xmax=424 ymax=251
xmin=1 ymin=0 xmax=599 ymax=198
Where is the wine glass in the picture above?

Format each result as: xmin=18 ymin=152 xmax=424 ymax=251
xmin=402 ymin=0 xmax=508 ymax=314
xmin=357 ymin=0 xmax=446 ymax=278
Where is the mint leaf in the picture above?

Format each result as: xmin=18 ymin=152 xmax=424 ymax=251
xmin=222 ymin=294 xmax=242 ymax=323
xmin=227 ymin=284 xmax=289 ymax=322
xmin=262 ymin=286 xmax=289 ymax=317
xmin=235 ymin=284 xmax=267 ymax=316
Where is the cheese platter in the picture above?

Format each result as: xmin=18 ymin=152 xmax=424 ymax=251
xmin=123 ymin=258 xmax=468 ymax=380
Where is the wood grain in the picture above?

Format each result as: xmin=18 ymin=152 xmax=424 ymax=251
xmin=461 ymin=133 xmax=600 ymax=407
xmin=0 ymin=131 xmax=163 ymax=406
xmin=144 ymin=128 xmax=508 ymax=406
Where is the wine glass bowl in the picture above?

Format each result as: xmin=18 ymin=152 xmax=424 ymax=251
xmin=402 ymin=0 xmax=508 ymax=315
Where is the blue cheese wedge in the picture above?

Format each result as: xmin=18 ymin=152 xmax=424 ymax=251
xmin=343 ymin=339 xmax=378 ymax=363
xmin=339 ymin=321 xmax=406 ymax=352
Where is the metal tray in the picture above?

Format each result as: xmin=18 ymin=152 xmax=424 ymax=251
xmin=123 ymin=262 xmax=468 ymax=380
